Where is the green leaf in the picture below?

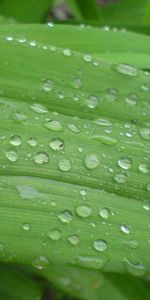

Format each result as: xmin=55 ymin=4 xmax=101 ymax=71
xmin=0 ymin=263 xmax=43 ymax=300
xmin=71 ymin=0 xmax=100 ymax=21
xmin=0 ymin=24 xmax=150 ymax=276
xmin=0 ymin=0 xmax=54 ymax=23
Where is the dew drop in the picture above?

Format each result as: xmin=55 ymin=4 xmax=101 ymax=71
xmin=124 ymin=259 xmax=145 ymax=276
xmin=126 ymin=94 xmax=138 ymax=106
xmin=92 ymin=135 xmax=117 ymax=145
xmin=5 ymin=149 xmax=18 ymax=162
xmin=10 ymin=135 xmax=22 ymax=146
xmin=49 ymin=229 xmax=62 ymax=240
xmin=114 ymin=173 xmax=127 ymax=184
xmin=118 ymin=157 xmax=132 ymax=170
xmin=83 ymin=54 xmax=92 ymax=62
xmin=49 ymin=138 xmax=64 ymax=151
xmin=105 ymin=88 xmax=118 ymax=101
xmin=76 ymin=205 xmax=92 ymax=218
xmin=32 ymin=256 xmax=49 ymax=270
xmin=138 ymin=163 xmax=149 ymax=174
xmin=34 ymin=152 xmax=49 ymax=164
xmin=123 ymin=240 xmax=138 ymax=249
xmin=120 ymin=224 xmax=131 ymax=234
xmin=115 ymin=64 xmax=138 ymax=76
xmin=30 ymin=103 xmax=48 ymax=114
xmin=99 ymin=208 xmax=110 ymax=219
xmin=142 ymin=83 xmax=149 ymax=92
xmin=93 ymin=239 xmax=108 ymax=252
xmin=68 ymin=123 xmax=80 ymax=133
xmin=73 ymin=78 xmax=82 ymax=89
xmin=44 ymin=120 xmax=63 ymax=132
xmin=28 ymin=137 xmax=38 ymax=147
xmin=58 ymin=210 xmax=72 ymax=223
xmin=42 ymin=79 xmax=53 ymax=92
xmin=58 ymin=159 xmax=71 ymax=172
xmin=0 ymin=243 xmax=5 ymax=251
xmin=86 ymin=95 xmax=98 ymax=109
xmin=83 ymin=154 xmax=99 ymax=170
xmin=22 ymin=222 xmax=31 ymax=231
xmin=68 ymin=235 xmax=80 ymax=245
xmin=139 ymin=128 xmax=150 ymax=140
xmin=77 ymin=256 xmax=106 ymax=269
xmin=93 ymin=118 xmax=112 ymax=127
xmin=63 ymin=48 xmax=72 ymax=56
xmin=143 ymin=200 xmax=150 ymax=211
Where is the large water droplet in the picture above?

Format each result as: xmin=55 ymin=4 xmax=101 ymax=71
xmin=58 ymin=159 xmax=71 ymax=172
xmin=58 ymin=210 xmax=72 ymax=223
xmin=10 ymin=135 xmax=22 ymax=146
xmin=93 ymin=239 xmax=108 ymax=252
xmin=44 ymin=120 xmax=63 ymax=132
xmin=120 ymin=224 xmax=131 ymax=234
xmin=118 ymin=157 xmax=132 ymax=170
xmin=83 ymin=154 xmax=99 ymax=170
xmin=5 ymin=149 xmax=18 ymax=162
xmin=76 ymin=205 xmax=92 ymax=218
xmin=30 ymin=103 xmax=48 ymax=113
xmin=34 ymin=152 xmax=49 ymax=164
xmin=115 ymin=64 xmax=138 ymax=76
xmin=99 ymin=208 xmax=110 ymax=219
xmin=49 ymin=229 xmax=62 ymax=240
xmin=49 ymin=138 xmax=64 ymax=151
xmin=68 ymin=235 xmax=80 ymax=245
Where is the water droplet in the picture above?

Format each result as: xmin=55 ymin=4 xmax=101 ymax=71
xmin=6 ymin=36 xmax=13 ymax=41
xmin=139 ymin=128 xmax=150 ymax=140
xmin=142 ymin=83 xmax=149 ymax=92
xmin=124 ymin=258 xmax=145 ymax=276
xmin=22 ymin=222 xmax=31 ymax=231
xmin=63 ymin=48 xmax=72 ymax=56
xmin=47 ymin=22 xmax=54 ymax=28
xmin=58 ymin=91 xmax=65 ymax=99
xmin=0 ymin=243 xmax=5 ymax=251
xmin=99 ymin=208 xmax=110 ymax=219
xmin=146 ymin=184 xmax=150 ymax=192
xmin=34 ymin=152 xmax=49 ymax=164
xmin=123 ymin=240 xmax=138 ymax=249
xmin=76 ymin=205 xmax=92 ymax=218
xmin=118 ymin=157 xmax=132 ymax=170
xmin=28 ymin=137 xmax=38 ymax=147
xmin=83 ymin=54 xmax=92 ymax=62
xmin=17 ymin=185 xmax=39 ymax=200
xmin=92 ymin=135 xmax=117 ymax=145
xmin=114 ymin=173 xmax=127 ymax=184
xmin=32 ymin=256 xmax=49 ymax=270
xmin=30 ymin=103 xmax=48 ymax=114
xmin=143 ymin=200 xmax=150 ymax=211
xmin=49 ymin=229 xmax=62 ymax=240
xmin=44 ymin=120 xmax=63 ymax=131
xmin=58 ymin=210 xmax=72 ymax=223
xmin=115 ymin=64 xmax=138 ymax=76
xmin=93 ymin=240 xmax=108 ymax=252
xmin=68 ymin=235 xmax=80 ymax=245
xmin=49 ymin=138 xmax=64 ymax=151
xmin=30 ymin=41 xmax=37 ymax=47
xmin=86 ymin=96 xmax=98 ymax=109
xmin=93 ymin=118 xmax=112 ymax=127
xmin=83 ymin=154 xmax=99 ymax=170
xmin=73 ymin=78 xmax=82 ymax=89
xmin=68 ymin=123 xmax=80 ymax=133
xmin=105 ymin=88 xmax=118 ymax=101
xmin=10 ymin=135 xmax=22 ymax=146
xmin=120 ymin=224 xmax=131 ymax=234
xmin=80 ymin=189 xmax=87 ymax=200
xmin=77 ymin=256 xmax=106 ymax=269
xmin=58 ymin=159 xmax=71 ymax=172
xmin=126 ymin=94 xmax=138 ymax=106
xmin=138 ymin=163 xmax=149 ymax=174
xmin=42 ymin=79 xmax=53 ymax=92
xmin=5 ymin=149 xmax=18 ymax=162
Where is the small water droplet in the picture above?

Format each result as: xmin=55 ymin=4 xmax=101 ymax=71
xmin=30 ymin=41 xmax=37 ymax=47
xmin=68 ymin=123 xmax=80 ymax=133
xmin=126 ymin=94 xmax=138 ymax=106
xmin=32 ymin=256 xmax=49 ymax=270
xmin=93 ymin=239 xmax=108 ymax=252
xmin=58 ymin=159 xmax=71 ymax=172
xmin=138 ymin=163 xmax=149 ymax=174
xmin=73 ymin=78 xmax=82 ymax=89
xmin=30 ymin=103 xmax=48 ymax=114
xmin=49 ymin=229 xmax=62 ymax=240
xmin=76 ymin=205 xmax=92 ymax=218
xmin=99 ymin=208 xmax=110 ymax=219
xmin=44 ymin=120 xmax=63 ymax=131
xmin=105 ymin=88 xmax=118 ymax=101
xmin=34 ymin=152 xmax=49 ymax=164
xmin=115 ymin=64 xmax=138 ymax=76
xmin=114 ymin=173 xmax=127 ymax=184
xmin=83 ymin=54 xmax=92 ymax=62
xmin=42 ymin=79 xmax=53 ymax=92
xmin=143 ymin=200 xmax=150 ymax=211
xmin=47 ymin=22 xmax=54 ymax=28
xmin=10 ymin=134 xmax=22 ymax=146
xmin=22 ymin=222 xmax=31 ymax=231
xmin=124 ymin=258 xmax=145 ymax=276
xmin=93 ymin=135 xmax=117 ymax=145
xmin=58 ymin=210 xmax=72 ymax=223
xmin=83 ymin=154 xmax=99 ymax=170
xmin=5 ymin=149 xmax=18 ymax=162
xmin=0 ymin=243 xmax=5 ymax=251
xmin=80 ymin=189 xmax=87 ymax=200
xmin=68 ymin=235 xmax=80 ymax=245
xmin=118 ymin=157 xmax=132 ymax=170
xmin=77 ymin=256 xmax=106 ymax=269
xmin=121 ymin=224 xmax=131 ymax=234
xmin=93 ymin=118 xmax=112 ymax=127
xmin=86 ymin=95 xmax=98 ymax=109
xmin=139 ymin=128 xmax=150 ymax=140
xmin=63 ymin=48 xmax=72 ymax=56
xmin=49 ymin=138 xmax=64 ymax=151
xmin=123 ymin=240 xmax=138 ymax=249
xmin=6 ymin=36 xmax=13 ymax=41
xmin=142 ymin=83 xmax=149 ymax=92
xmin=28 ymin=137 xmax=38 ymax=147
